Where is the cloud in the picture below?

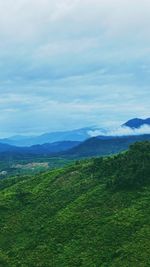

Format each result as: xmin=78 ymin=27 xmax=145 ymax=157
xmin=89 ymin=125 xmax=150 ymax=137
xmin=0 ymin=0 xmax=150 ymax=135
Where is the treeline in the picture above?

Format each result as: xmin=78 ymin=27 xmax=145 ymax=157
xmin=88 ymin=141 xmax=150 ymax=190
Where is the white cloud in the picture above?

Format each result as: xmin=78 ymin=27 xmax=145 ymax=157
xmin=0 ymin=0 xmax=150 ymax=44
xmin=89 ymin=125 xmax=150 ymax=137
xmin=0 ymin=0 xmax=150 ymax=135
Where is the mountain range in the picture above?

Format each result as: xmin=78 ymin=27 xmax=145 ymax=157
xmin=64 ymin=134 xmax=150 ymax=158
xmin=0 ymin=127 xmax=93 ymax=147
xmin=0 ymin=135 xmax=150 ymax=160
xmin=0 ymin=118 xmax=149 ymax=159
xmin=0 ymin=141 xmax=81 ymax=155
xmin=0 ymin=117 xmax=149 ymax=147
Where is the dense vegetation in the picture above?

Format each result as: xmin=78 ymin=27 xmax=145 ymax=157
xmin=0 ymin=141 xmax=150 ymax=266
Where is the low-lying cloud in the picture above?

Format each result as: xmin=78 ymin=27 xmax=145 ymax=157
xmin=89 ymin=124 xmax=150 ymax=137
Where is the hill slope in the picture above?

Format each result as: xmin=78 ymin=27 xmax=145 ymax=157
xmin=0 ymin=141 xmax=150 ymax=267
xmin=65 ymin=134 xmax=150 ymax=158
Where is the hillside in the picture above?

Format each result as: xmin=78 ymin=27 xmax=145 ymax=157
xmin=0 ymin=141 xmax=150 ymax=266
xmin=65 ymin=134 xmax=150 ymax=158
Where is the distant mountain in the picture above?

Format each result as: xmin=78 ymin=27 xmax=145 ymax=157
xmin=0 ymin=134 xmax=150 ymax=161
xmin=0 ymin=141 xmax=81 ymax=155
xmin=0 ymin=143 xmax=19 ymax=153
xmin=0 ymin=127 xmax=94 ymax=147
xmin=64 ymin=134 xmax=150 ymax=158
xmin=1 ymin=118 xmax=150 ymax=147
xmin=123 ymin=118 xmax=150 ymax=129
xmin=29 ymin=141 xmax=81 ymax=154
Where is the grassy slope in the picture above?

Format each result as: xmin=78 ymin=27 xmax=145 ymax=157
xmin=0 ymin=142 xmax=150 ymax=267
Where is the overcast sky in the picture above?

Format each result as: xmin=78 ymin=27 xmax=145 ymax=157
xmin=0 ymin=0 xmax=150 ymax=137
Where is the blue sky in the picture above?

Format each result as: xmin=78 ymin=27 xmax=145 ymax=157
xmin=0 ymin=0 xmax=150 ymax=137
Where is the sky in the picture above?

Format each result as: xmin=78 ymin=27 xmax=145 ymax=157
xmin=0 ymin=0 xmax=150 ymax=137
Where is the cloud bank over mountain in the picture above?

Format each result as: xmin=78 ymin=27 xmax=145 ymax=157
xmin=89 ymin=125 xmax=150 ymax=137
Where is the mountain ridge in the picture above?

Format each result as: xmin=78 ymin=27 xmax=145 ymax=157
xmin=0 ymin=140 xmax=80 ymax=154
xmin=0 ymin=127 xmax=93 ymax=147
xmin=0 ymin=135 xmax=150 ymax=159
xmin=64 ymin=134 xmax=150 ymax=158
xmin=0 ymin=118 xmax=149 ymax=147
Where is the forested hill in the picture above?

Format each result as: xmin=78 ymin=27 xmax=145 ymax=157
xmin=0 ymin=141 xmax=150 ymax=267
xmin=64 ymin=134 xmax=150 ymax=158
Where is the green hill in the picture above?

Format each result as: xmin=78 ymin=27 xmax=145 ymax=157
xmin=0 ymin=141 xmax=150 ymax=267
